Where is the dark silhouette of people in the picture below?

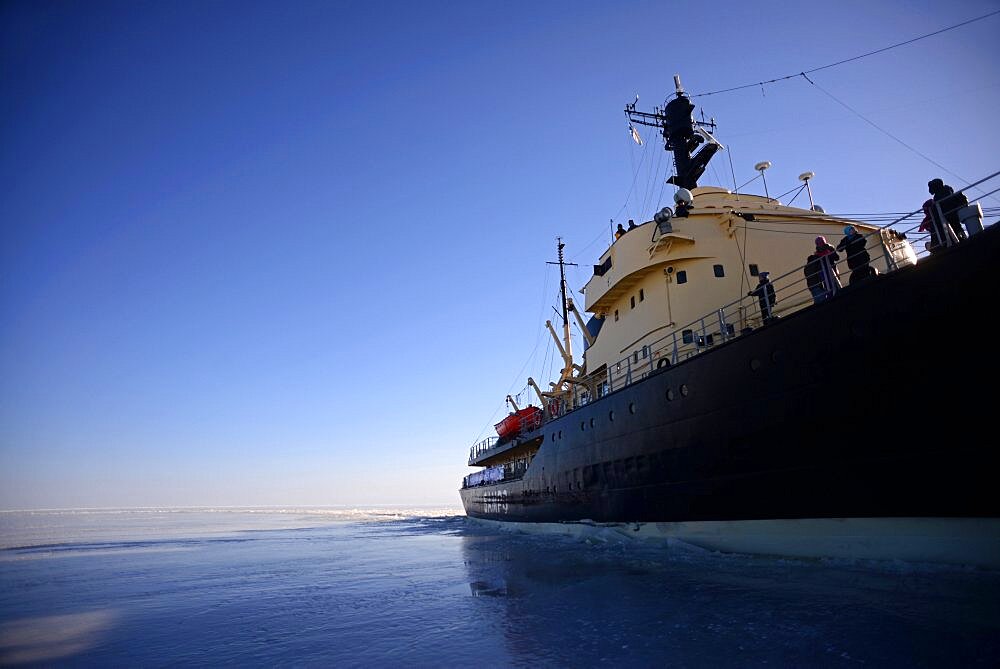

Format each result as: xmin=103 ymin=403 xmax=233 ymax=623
xmin=919 ymin=197 xmax=959 ymax=254
xmin=627 ymin=219 xmax=637 ymax=230
xmin=804 ymin=253 xmax=827 ymax=304
xmin=615 ymin=223 xmax=626 ymax=240
xmin=813 ymin=236 xmax=842 ymax=299
xmin=919 ymin=199 xmax=941 ymax=253
xmin=748 ymin=272 xmax=777 ymax=323
xmin=928 ymin=178 xmax=969 ymax=243
xmin=836 ymin=225 xmax=876 ymax=285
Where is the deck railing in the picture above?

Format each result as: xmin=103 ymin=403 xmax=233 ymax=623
xmin=468 ymin=436 xmax=498 ymax=464
xmin=599 ymin=185 xmax=994 ymax=397
xmin=463 ymin=461 xmax=530 ymax=488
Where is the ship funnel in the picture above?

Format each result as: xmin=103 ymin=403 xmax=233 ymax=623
xmin=673 ymin=75 xmax=684 ymax=95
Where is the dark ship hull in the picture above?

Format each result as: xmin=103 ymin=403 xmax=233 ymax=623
xmin=461 ymin=225 xmax=1000 ymax=539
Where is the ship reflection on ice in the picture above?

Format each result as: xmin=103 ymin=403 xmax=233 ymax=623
xmin=458 ymin=523 xmax=1000 ymax=666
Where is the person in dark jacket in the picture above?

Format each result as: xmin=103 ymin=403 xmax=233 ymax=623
xmin=836 ymin=225 xmax=876 ymax=285
xmin=928 ymin=178 xmax=969 ymax=242
xmin=748 ymin=272 xmax=777 ymax=323
xmin=804 ymin=253 xmax=827 ymax=304
xmin=919 ymin=198 xmax=944 ymax=253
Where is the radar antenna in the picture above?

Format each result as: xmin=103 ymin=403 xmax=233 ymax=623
xmin=625 ymin=74 xmax=725 ymax=190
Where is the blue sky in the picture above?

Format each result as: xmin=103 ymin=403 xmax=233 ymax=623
xmin=2 ymin=0 xmax=998 ymax=509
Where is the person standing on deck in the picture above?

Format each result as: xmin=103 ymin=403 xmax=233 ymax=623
xmin=928 ymin=178 xmax=969 ymax=243
xmin=813 ymin=236 xmax=842 ymax=299
xmin=749 ymin=272 xmax=777 ymax=324
xmin=836 ymin=225 xmax=876 ymax=285
xmin=804 ymin=253 xmax=828 ymax=304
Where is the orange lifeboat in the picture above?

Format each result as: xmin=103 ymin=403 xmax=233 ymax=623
xmin=494 ymin=405 xmax=543 ymax=440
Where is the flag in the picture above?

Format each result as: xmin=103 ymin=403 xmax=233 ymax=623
xmin=629 ymin=124 xmax=643 ymax=146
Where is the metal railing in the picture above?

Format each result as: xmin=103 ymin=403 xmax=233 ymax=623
xmin=463 ymin=460 xmax=530 ymax=488
xmin=598 ymin=183 xmax=997 ymax=396
xmin=468 ymin=436 xmax=498 ymax=464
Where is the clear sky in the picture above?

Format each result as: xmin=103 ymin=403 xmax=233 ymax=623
xmin=2 ymin=0 xmax=998 ymax=509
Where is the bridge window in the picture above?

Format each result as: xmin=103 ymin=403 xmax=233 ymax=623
xmin=639 ymin=289 xmax=645 ymax=302
xmin=682 ymin=329 xmax=693 ymax=344
xmin=676 ymin=270 xmax=688 ymax=284
xmin=749 ymin=264 xmax=759 ymax=276
xmin=714 ymin=264 xmax=725 ymax=277
xmin=630 ymin=296 xmax=635 ymax=309
xmin=614 ymin=309 xmax=619 ymax=322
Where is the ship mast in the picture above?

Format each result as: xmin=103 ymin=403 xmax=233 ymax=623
xmin=625 ymin=74 xmax=724 ymax=190
xmin=528 ymin=238 xmax=586 ymax=412
xmin=544 ymin=238 xmax=579 ymax=385
xmin=555 ymin=238 xmax=573 ymax=364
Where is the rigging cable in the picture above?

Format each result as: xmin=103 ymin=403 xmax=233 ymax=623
xmin=570 ymin=225 xmax=613 ymax=265
xmin=775 ymin=182 xmax=809 ymax=205
xmin=638 ymin=125 xmax=661 ymax=222
xmin=470 ymin=258 xmax=552 ymax=445
xmin=616 ymin=125 xmax=653 ymax=225
xmin=689 ymin=10 xmax=1000 ymax=98
xmin=727 ymin=145 xmax=741 ymax=200
xmin=730 ymin=211 xmax=752 ymax=304
xmin=801 ymin=74 xmax=999 ymax=206
xmin=656 ymin=159 xmax=671 ymax=212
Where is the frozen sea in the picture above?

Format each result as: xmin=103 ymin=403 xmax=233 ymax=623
xmin=1 ymin=508 xmax=999 ymax=667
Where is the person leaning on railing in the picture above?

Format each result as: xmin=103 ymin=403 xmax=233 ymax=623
xmin=919 ymin=198 xmax=959 ymax=254
xmin=748 ymin=272 xmax=777 ymax=324
xmin=928 ymin=178 xmax=969 ymax=243
xmin=804 ymin=252 xmax=828 ymax=305
xmin=813 ymin=236 xmax=842 ymax=299
xmin=836 ymin=225 xmax=877 ymax=285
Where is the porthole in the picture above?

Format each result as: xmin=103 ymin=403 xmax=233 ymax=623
xmin=666 ymin=388 xmax=675 ymax=401
xmin=680 ymin=384 xmax=689 ymax=397
xmin=580 ymin=421 xmax=586 ymax=432
xmin=551 ymin=433 xmax=556 ymax=442
xmin=609 ymin=410 xmax=615 ymax=422
xmin=771 ymin=350 xmax=782 ymax=363
xmin=589 ymin=418 xmax=595 ymax=428
xmin=628 ymin=402 xmax=636 ymax=414
xmin=750 ymin=359 xmax=761 ymax=371
xmin=558 ymin=430 xmax=562 ymax=439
